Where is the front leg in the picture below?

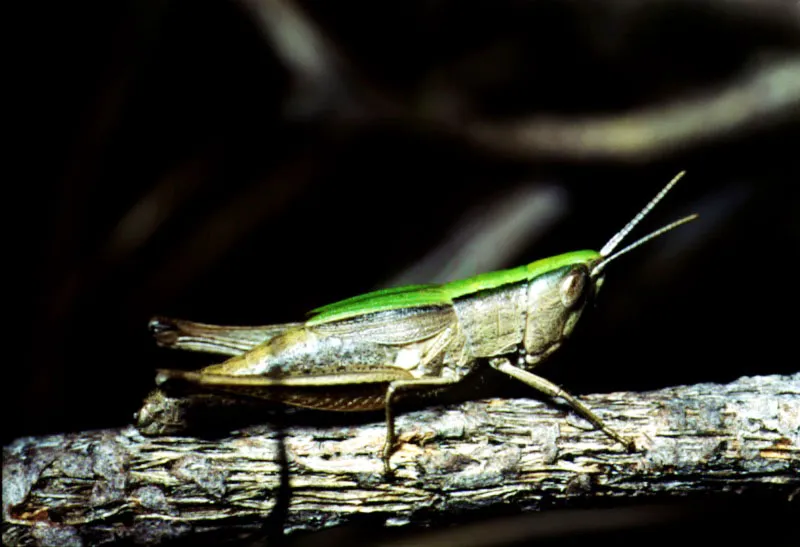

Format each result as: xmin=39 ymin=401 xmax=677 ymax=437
xmin=382 ymin=377 xmax=461 ymax=477
xmin=490 ymin=358 xmax=635 ymax=451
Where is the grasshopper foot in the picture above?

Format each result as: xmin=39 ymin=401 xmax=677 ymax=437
xmin=381 ymin=441 xmax=398 ymax=480
xmin=382 ymin=460 xmax=396 ymax=480
xmin=597 ymin=422 xmax=636 ymax=453
xmin=622 ymin=436 xmax=638 ymax=453
xmin=607 ymin=429 xmax=637 ymax=452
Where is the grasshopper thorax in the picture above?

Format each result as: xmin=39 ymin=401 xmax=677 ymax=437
xmin=520 ymin=172 xmax=697 ymax=369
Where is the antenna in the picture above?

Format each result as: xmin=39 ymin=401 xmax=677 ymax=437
xmin=599 ymin=171 xmax=686 ymax=257
xmin=591 ymin=171 xmax=697 ymax=277
xmin=591 ymin=214 xmax=698 ymax=277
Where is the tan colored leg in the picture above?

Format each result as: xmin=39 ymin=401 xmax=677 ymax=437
xmin=490 ymin=358 xmax=634 ymax=450
xmin=382 ymin=377 xmax=460 ymax=476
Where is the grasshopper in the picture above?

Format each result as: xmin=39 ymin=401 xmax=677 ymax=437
xmin=139 ymin=172 xmax=697 ymax=475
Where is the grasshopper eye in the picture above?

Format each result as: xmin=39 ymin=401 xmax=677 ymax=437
xmin=560 ymin=268 xmax=588 ymax=308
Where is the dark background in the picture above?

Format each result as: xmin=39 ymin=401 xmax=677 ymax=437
xmin=13 ymin=0 xmax=799 ymax=544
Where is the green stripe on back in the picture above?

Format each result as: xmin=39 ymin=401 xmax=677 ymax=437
xmin=306 ymin=284 xmax=447 ymax=325
xmin=524 ymin=249 xmax=599 ymax=281
xmin=306 ymin=250 xmax=600 ymax=325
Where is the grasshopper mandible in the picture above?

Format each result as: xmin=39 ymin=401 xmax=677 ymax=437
xmin=138 ymin=172 xmax=697 ymax=475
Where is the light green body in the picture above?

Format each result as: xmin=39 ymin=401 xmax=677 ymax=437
xmin=139 ymin=173 xmax=697 ymax=476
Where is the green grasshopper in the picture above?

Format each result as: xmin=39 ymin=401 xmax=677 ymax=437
xmin=139 ymin=172 xmax=697 ymax=475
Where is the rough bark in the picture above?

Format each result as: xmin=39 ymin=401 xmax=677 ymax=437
xmin=4 ymin=373 xmax=799 ymax=546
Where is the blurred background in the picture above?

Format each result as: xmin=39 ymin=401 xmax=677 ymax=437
xmin=13 ymin=0 xmax=799 ymax=544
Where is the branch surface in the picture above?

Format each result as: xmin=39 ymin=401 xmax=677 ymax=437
xmin=4 ymin=373 xmax=798 ymax=546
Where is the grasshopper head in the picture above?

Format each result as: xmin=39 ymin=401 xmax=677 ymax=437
xmin=521 ymin=251 xmax=600 ymax=365
xmin=521 ymin=172 xmax=697 ymax=368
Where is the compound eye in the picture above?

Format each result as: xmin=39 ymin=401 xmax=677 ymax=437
xmin=559 ymin=267 xmax=588 ymax=308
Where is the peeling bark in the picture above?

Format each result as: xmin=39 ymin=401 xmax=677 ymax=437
xmin=4 ymin=373 xmax=798 ymax=546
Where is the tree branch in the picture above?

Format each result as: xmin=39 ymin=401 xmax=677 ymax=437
xmin=4 ymin=373 xmax=798 ymax=546
xmin=236 ymin=0 xmax=800 ymax=163
xmin=460 ymin=56 xmax=800 ymax=162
